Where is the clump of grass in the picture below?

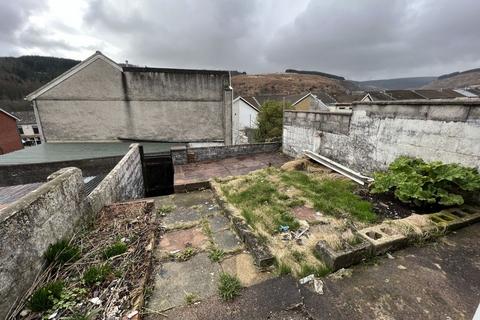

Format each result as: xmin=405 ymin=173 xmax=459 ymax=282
xmin=44 ymin=240 xmax=80 ymax=265
xmin=103 ymin=241 xmax=128 ymax=259
xmin=208 ymin=247 xmax=225 ymax=262
xmin=157 ymin=204 xmax=176 ymax=215
xmin=83 ymin=264 xmax=112 ymax=286
xmin=292 ymin=250 xmax=306 ymax=263
xmin=298 ymin=263 xmax=331 ymax=278
xmin=276 ymin=260 xmax=292 ymax=276
xmin=176 ymin=247 xmax=196 ymax=261
xmin=286 ymin=198 xmax=306 ymax=208
xmin=184 ymin=292 xmax=199 ymax=305
xmin=218 ymin=272 xmax=242 ymax=301
xmin=281 ymin=171 xmax=377 ymax=223
xmin=28 ymin=281 xmax=64 ymax=312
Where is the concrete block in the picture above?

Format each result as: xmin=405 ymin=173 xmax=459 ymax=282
xmin=429 ymin=206 xmax=480 ymax=231
xmin=315 ymin=237 xmax=372 ymax=271
xmin=358 ymin=225 xmax=407 ymax=255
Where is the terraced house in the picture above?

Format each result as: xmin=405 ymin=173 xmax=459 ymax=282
xmin=26 ymin=51 xmax=233 ymax=145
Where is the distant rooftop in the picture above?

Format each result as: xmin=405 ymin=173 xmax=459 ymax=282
xmin=0 ymin=142 xmax=184 ymax=165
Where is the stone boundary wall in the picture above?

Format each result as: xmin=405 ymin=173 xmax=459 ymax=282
xmin=87 ymin=144 xmax=145 ymax=213
xmin=171 ymin=142 xmax=281 ymax=164
xmin=0 ymin=168 xmax=86 ymax=318
xmin=283 ymin=100 xmax=480 ymax=173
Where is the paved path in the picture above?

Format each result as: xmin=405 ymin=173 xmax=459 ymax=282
xmin=174 ymin=152 xmax=291 ymax=186
xmin=146 ymin=190 xmax=272 ymax=316
xmin=151 ymin=223 xmax=480 ymax=320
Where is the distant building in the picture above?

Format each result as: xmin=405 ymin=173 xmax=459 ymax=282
xmin=0 ymin=109 xmax=23 ymax=155
xmin=291 ymin=93 xmax=329 ymax=111
xmin=232 ymin=96 xmax=260 ymax=144
xmin=26 ymin=51 xmax=233 ymax=145
xmin=454 ymin=88 xmax=478 ymax=98
xmin=10 ymin=111 xmax=41 ymax=146
xmin=361 ymin=91 xmax=395 ymax=102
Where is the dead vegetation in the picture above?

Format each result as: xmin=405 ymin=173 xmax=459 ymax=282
xmin=10 ymin=201 xmax=157 ymax=320
xmin=214 ymin=163 xmax=379 ymax=277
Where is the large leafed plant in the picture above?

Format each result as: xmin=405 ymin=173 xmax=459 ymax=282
xmin=371 ymin=156 xmax=480 ymax=207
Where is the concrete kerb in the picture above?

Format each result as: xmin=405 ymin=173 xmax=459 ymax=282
xmin=209 ymin=180 xmax=275 ymax=267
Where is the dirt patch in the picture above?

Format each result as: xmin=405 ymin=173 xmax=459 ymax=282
xmin=12 ymin=200 xmax=157 ymax=320
xmin=355 ymin=188 xmax=441 ymax=220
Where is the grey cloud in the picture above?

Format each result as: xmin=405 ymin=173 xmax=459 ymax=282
xmin=1 ymin=0 xmax=479 ymax=80
xmin=265 ymin=0 xmax=480 ymax=79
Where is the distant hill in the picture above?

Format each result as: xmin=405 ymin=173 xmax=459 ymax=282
xmin=357 ymin=76 xmax=437 ymax=90
xmin=422 ymin=68 xmax=480 ymax=89
xmin=0 ymin=55 xmax=79 ymax=111
xmin=285 ymin=69 xmax=345 ymax=81
xmin=232 ymin=73 xmax=357 ymax=98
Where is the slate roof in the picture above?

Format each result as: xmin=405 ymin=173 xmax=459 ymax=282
xmin=254 ymin=94 xmax=307 ymax=107
xmin=312 ymin=91 xmax=337 ymax=104
xmin=10 ymin=111 xmax=37 ymax=125
xmin=465 ymin=88 xmax=480 ymax=96
xmin=440 ymin=89 xmax=466 ymax=98
xmin=242 ymin=96 xmax=261 ymax=109
xmin=365 ymin=91 xmax=395 ymax=101
xmin=414 ymin=89 xmax=457 ymax=99
xmin=333 ymin=93 xmax=365 ymax=103
xmin=385 ymin=90 xmax=426 ymax=100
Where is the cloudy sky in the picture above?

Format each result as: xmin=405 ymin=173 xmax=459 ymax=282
xmin=1 ymin=0 xmax=479 ymax=80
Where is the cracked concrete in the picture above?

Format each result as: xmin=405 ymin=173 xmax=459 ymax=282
xmin=148 ymin=223 xmax=480 ymax=319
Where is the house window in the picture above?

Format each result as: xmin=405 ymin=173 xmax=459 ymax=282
xmin=18 ymin=127 xmax=24 ymax=134
xmin=33 ymin=126 xmax=39 ymax=134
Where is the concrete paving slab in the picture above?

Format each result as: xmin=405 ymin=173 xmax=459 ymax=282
xmin=158 ymin=276 xmax=304 ymax=320
xmin=208 ymin=214 xmax=231 ymax=233
xmin=162 ymin=208 xmax=203 ymax=229
xmin=158 ymin=227 xmax=208 ymax=252
xmin=212 ymin=229 xmax=243 ymax=252
xmin=147 ymin=253 xmax=222 ymax=312
xmin=220 ymin=253 xmax=273 ymax=287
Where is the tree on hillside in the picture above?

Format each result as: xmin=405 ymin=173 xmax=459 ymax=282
xmin=255 ymin=100 xmax=291 ymax=142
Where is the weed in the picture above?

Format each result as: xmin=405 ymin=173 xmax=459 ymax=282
xmin=103 ymin=241 xmax=128 ymax=259
xmin=28 ymin=281 xmax=64 ymax=312
xmin=201 ymin=218 xmax=213 ymax=237
xmin=157 ymin=204 xmax=176 ymax=215
xmin=298 ymin=263 xmax=331 ymax=278
xmin=44 ymin=240 xmax=80 ymax=265
xmin=276 ymin=261 xmax=292 ymax=276
xmin=184 ymin=292 xmax=199 ymax=305
xmin=208 ymin=247 xmax=225 ymax=262
xmin=292 ymin=250 xmax=306 ymax=263
xmin=218 ymin=272 xmax=242 ymax=301
xmin=176 ymin=247 xmax=196 ymax=261
xmin=83 ymin=264 xmax=112 ymax=286
xmin=286 ymin=198 xmax=306 ymax=208
xmin=280 ymin=171 xmax=377 ymax=223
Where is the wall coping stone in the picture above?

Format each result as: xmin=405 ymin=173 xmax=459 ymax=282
xmin=352 ymin=99 xmax=480 ymax=106
xmin=284 ymin=110 xmax=352 ymax=116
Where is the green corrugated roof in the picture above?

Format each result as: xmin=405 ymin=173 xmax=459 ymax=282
xmin=0 ymin=142 xmax=184 ymax=165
